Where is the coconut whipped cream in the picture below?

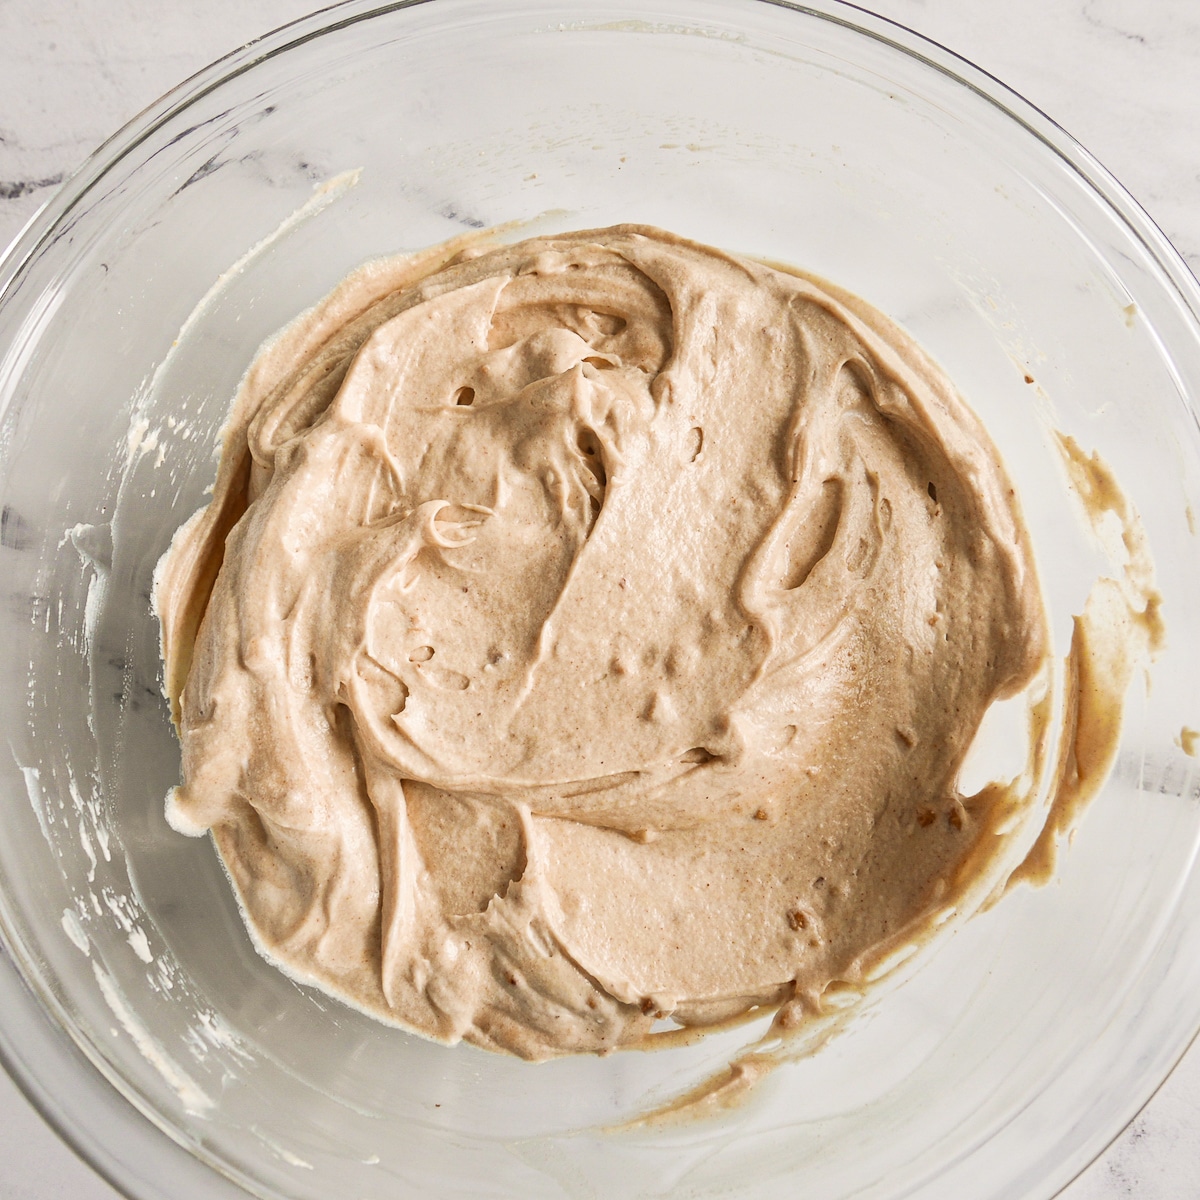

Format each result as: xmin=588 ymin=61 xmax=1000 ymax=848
xmin=156 ymin=225 xmax=1053 ymax=1060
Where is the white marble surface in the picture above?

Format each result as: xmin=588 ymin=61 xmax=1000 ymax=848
xmin=1 ymin=1 xmax=1198 ymax=1197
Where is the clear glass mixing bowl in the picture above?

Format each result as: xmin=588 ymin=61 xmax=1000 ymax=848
xmin=2 ymin=2 xmax=1200 ymax=1197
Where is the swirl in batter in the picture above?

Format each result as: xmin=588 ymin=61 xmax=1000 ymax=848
xmin=157 ymin=226 xmax=1048 ymax=1060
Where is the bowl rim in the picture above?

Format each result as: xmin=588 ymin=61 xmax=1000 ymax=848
xmin=2 ymin=2 xmax=1200 ymax=1198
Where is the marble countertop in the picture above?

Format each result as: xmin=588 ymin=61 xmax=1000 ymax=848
xmin=1 ymin=1 xmax=1198 ymax=1197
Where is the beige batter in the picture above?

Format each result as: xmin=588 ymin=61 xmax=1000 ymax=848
xmin=157 ymin=225 xmax=1051 ymax=1061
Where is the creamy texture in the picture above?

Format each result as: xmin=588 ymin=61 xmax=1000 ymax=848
xmin=1009 ymin=433 xmax=1166 ymax=888
xmin=157 ymin=225 xmax=1050 ymax=1061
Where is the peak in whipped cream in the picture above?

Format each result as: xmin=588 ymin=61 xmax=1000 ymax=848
xmin=157 ymin=224 xmax=1066 ymax=1062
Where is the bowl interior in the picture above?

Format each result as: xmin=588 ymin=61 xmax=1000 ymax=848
xmin=3 ymin=2 xmax=1200 ymax=1198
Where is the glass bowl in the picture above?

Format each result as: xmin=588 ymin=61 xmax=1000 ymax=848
xmin=2 ymin=1 xmax=1200 ymax=1197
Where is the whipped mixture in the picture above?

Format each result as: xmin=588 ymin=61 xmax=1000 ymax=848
xmin=157 ymin=225 xmax=1051 ymax=1060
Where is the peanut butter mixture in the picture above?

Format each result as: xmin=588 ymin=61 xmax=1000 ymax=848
xmin=157 ymin=226 xmax=1048 ymax=1060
